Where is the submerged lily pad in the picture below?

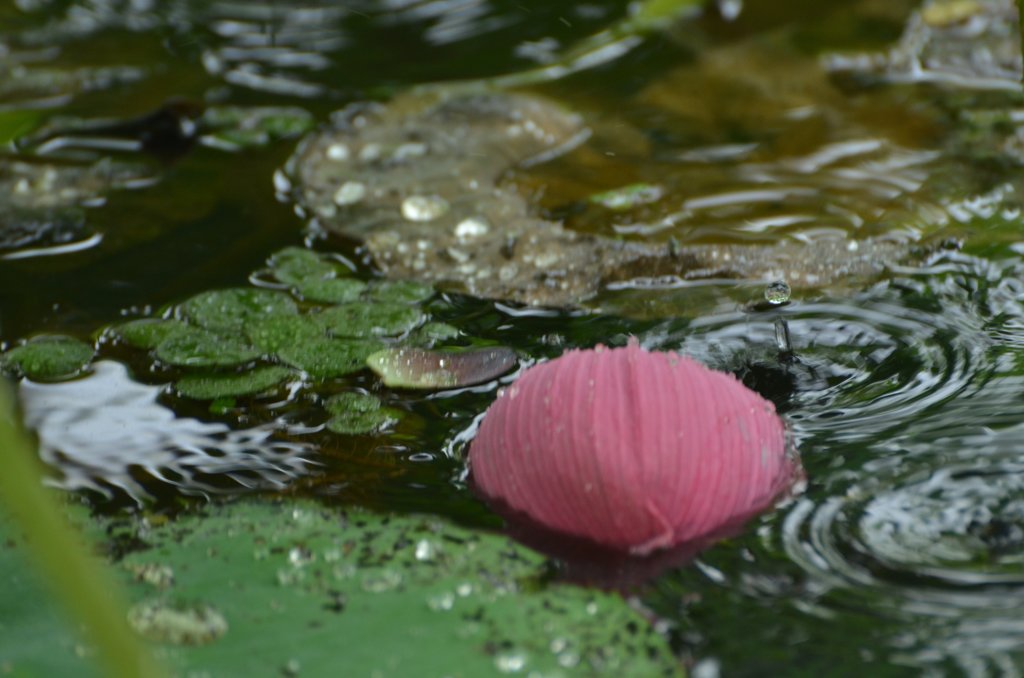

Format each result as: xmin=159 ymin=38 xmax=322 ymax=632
xmin=296 ymin=277 xmax=367 ymax=304
xmin=316 ymin=303 xmax=424 ymax=338
xmin=0 ymin=336 xmax=94 ymax=381
xmin=324 ymin=392 xmax=401 ymax=435
xmin=182 ymin=288 xmax=297 ymax=332
xmin=366 ymin=280 xmax=435 ymax=304
xmin=244 ymin=314 xmax=324 ymax=353
xmin=155 ymin=327 xmax=261 ymax=368
xmin=104 ymin=500 xmax=682 ymax=676
xmin=367 ymin=346 xmax=517 ymax=389
xmin=175 ymin=366 xmax=295 ymax=400
xmin=269 ymin=247 xmax=342 ymax=286
xmin=277 ymin=339 xmax=379 ymax=379
xmin=112 ymin=318 xmax=188 ymax=349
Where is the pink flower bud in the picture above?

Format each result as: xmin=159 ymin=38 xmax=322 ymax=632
xmin=469 ymin=342 xmax=797 ymax=555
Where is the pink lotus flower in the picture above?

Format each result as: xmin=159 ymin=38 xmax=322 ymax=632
xmin=469 ymin=341 xmax=798 ymax=556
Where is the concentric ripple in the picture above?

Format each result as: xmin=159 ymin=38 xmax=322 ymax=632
xmin=645 ymin=273 xmax=991 ymax=446
xmin=637 ymin=248 xmax=1024 ymax=673
xmin=783 ymin=445 xmax=1024 ymax=672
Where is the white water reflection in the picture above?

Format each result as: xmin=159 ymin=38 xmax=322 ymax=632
xmin=19 ymin=361 xmax=313 ymax=502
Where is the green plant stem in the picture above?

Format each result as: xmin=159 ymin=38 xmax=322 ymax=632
xmin=1019 ymin=0 xmax=1024 ymax=85
xmin=0 ymin=383 xmax=167 ymax=678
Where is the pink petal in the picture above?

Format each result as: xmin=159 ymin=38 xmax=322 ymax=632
xmin=469 ymin=342 xmax=797 ymax=554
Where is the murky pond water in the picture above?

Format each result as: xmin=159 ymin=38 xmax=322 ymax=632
xmin=4 ymin=0 xmax=1024 ymax=674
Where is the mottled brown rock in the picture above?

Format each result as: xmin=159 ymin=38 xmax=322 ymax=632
xmin=291 ymin=91 xmax=912 ymax=307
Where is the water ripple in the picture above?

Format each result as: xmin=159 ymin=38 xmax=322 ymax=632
xmin=19 ymin=361 xmax=314 ymax=503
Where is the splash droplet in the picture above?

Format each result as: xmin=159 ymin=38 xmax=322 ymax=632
xmin=764 ymin=280 xmax=791 ymax=305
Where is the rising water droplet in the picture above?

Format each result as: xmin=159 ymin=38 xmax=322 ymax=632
xmin=764 ymin=280 xmax=791 ymax=305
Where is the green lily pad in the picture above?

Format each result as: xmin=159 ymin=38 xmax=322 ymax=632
xmin=323 ymin=392 xmax=402 ymax=434
xmin=201 ymin=106 xmax=314 ymax=149
xmin=366 ymin=280 xmax=435 ymax=304
xmin=326 ymin=410 xmax=400 ymax=435
xmin=155 ymin=327 xmax=261 ymax=368
xmin=126 ymin=599 xmax=229 ymax=646
xmin=175 ymin=366 xmax=295 ymax=400
xmin=277 ymin=339 xmax=379 ymax=379
xmin=296 ymin=277 xmax=367 ymax=304
xmin=409 ymin=322 xmax=461 ymax=346
xmin=316 ymin=303 xmax=424 ymax=338
xmin=269 ymin=247 xmax=342 ymax=286
xmin=105 ymin=500 xmax=683 ymax=676
xmin=0 ymin=336 xmax=94 ymax=381
xmin=589 ymin=183 xmax=664 ymax=210
xmin=112 ymin=318 xmax=189 ymax=349
xmin=182 ymin=288 xmax=297 ymax=333
xmin=324 ymin=391 xmax=381 ymax=416
xmin=244 ymin=314 xmax=324 ymax=353
xmin=203 ymin=106 xmax=313 ymax=136
xmin=367 ymin=347 xmax=517 ymax=389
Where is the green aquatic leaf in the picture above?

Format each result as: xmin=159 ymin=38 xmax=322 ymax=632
xmin=244 ymin=314 xmax=324 ymax=353
xmin=589 ymin=183 xmax=664 ymax=210
xmin=202 ymin=106 xmax=314 ymax=139
xmin=277 ymin=338 xmax=379 ymax=379
xmin=268 ymin=247 xmax=342 ymax=286
xmin=174 ymin=366 xmax=295 ymax=400
xmin=1 ymin=336 xmax=94 ymax=381
xmin=366 ymin=280 xmax=435 ymax=304
xmin=324 ymin=391 xmax=382 ymax=416
xmin=182 ymin=288 xmax=298 ymax=333
xmin=155 ymin=327 xmax=261 ymax=368
xmin=0 ymin=109 xmax=41 ymax=144
xmin=323 ymin=392 xmax=402 ymax=434
xmin=408 ymin=322 xmax=461 ymax=347
xmin=316 ymin=302 xmax=424 ymax=338
xmin=326 ymin=408 xmax=401 ymax=435
xmin=367 ymin=346 xmax=517 ymax=389
xmin=112 ymin=319 xmax=189 ymax=349
xmin=296 ymin=277 xmax=367 ymax=304
xmin=101 ymin=500 xmax=683 ymax=676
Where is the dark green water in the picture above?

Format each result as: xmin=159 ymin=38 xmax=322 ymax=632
xmin=5 ymin=0 xmax=1024 ymax=674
